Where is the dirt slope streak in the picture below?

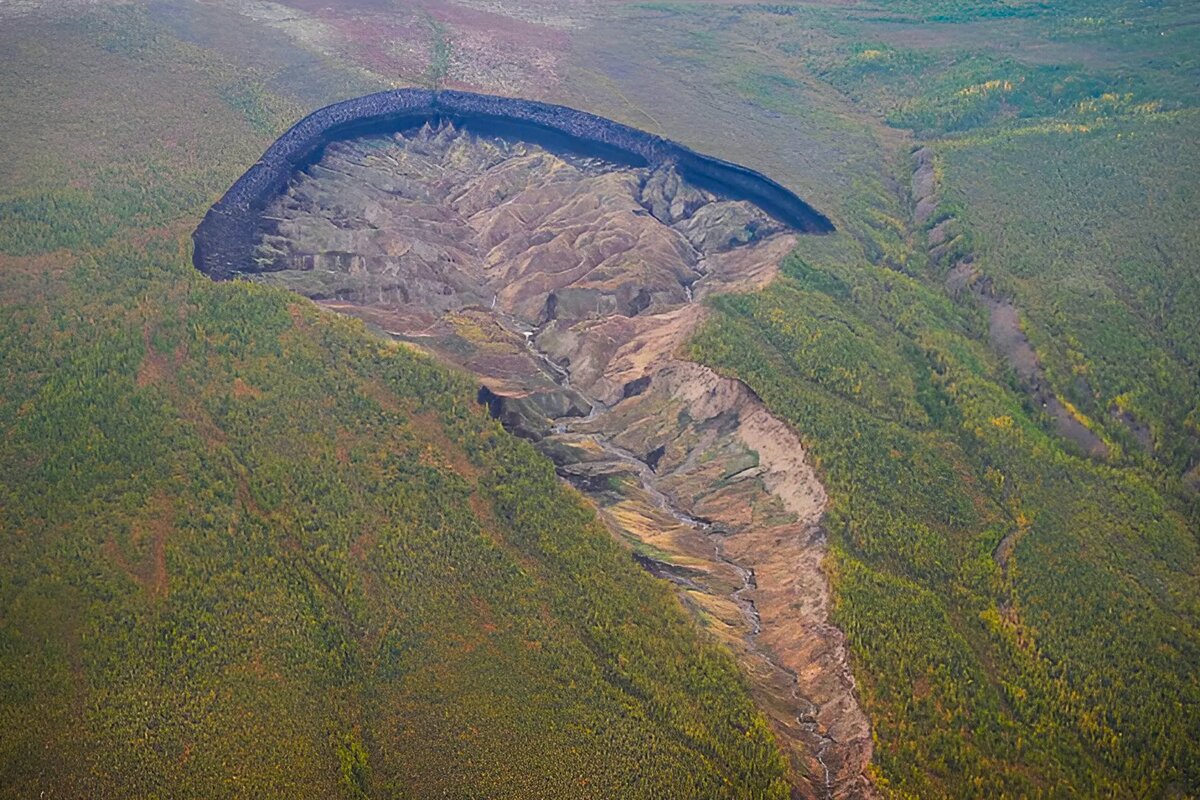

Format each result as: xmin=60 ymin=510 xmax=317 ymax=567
xmin=196 ymin=121 xmax=873 ymax=798
xmin=915 ymin=146 xmax=1110 ymax=461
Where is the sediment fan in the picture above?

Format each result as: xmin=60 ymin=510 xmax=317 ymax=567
xmin=192 ymin=89 xmax=834 ymax=279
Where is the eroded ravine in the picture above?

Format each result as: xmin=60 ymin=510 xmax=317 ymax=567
xmin=914 ymin=146 xmax=1112 ymax=462
xmin=222 ymin=122 xmax=875 ymax=798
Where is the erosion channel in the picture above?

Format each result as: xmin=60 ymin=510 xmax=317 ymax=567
xmin=195 ymin=92 xmax=875 ymax=799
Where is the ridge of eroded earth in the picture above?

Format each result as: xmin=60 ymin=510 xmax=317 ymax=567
xmin=239 ymin=123 xmax=876 ymax=799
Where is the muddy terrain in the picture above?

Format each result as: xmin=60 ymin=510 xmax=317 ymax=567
xmin=204 ymin=118 xmax=875 ymax=798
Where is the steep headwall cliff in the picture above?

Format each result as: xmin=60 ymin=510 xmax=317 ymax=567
xmin=192 ymin=89 xmax=833 ymax=279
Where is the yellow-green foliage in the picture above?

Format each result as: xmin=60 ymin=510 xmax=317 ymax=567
xmin=690 ymin=245 xmax=1200 ymax=798
xmin=583 ymin=2 xmax=1199 ymax=796
xmin=3 ymin=1 xmax=1199 ymax=797
xmin=937 ymin=116 xmax=1200 ymax=471
xmin=0 ymin=13 xmax=789 ymax=799
xmin=0 ymin=237 xmax=791 ymax=800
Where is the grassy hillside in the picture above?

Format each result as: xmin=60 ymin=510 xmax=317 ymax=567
xmin=801 ymin=0 xmax=1200 ymax=472
xmin=936 ymin=119 xmax=1200 ymax=471
xmin=0 ymin=11 xmax=789 ymax=799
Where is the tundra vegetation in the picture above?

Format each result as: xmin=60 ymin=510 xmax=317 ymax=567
xmin=0 ymin=9 xmax=789 ymax=799
xmin=678 ymin=1 xmax=1200 ymax=796
xmin=1 ymin=0 xmax=1197 ymax=798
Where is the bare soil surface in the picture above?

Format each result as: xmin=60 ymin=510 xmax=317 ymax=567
xmin=240 ymin=123 xmax=877 ymax=799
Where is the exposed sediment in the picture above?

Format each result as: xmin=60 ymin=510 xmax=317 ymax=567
xmin=193 ymin=113 xmax=873 ymax=798
xmin=193 ymin=88 xmax=833 ymax=281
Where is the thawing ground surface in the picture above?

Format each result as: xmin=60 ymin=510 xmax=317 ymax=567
xmin=242 ymin=123 xmax=876 ymax=798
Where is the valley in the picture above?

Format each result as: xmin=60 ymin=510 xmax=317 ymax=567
xmin=208 ymin=118 xmax=873 ymax=798
xmin=2 ymin=1 xmax=1197 ymax=796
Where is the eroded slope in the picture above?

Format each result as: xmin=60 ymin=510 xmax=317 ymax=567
xmin=236 ymin=123 xmax=875 ymax=799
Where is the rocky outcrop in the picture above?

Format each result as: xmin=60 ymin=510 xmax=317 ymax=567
xmin=193 ymin=89 xmax=833 ymax=280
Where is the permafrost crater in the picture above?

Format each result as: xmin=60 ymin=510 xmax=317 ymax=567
xmin=194 ymin=90 xmax=875 ymax=799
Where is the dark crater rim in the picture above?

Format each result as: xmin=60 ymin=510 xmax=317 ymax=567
xmin=192 ymin=88 xmax=835 ymax=280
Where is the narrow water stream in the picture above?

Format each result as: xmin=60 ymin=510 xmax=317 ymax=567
xmin=577 ymin=426 xmax=837 ymax=800
xmin=497 ymin=292 xmax=839 ymax=799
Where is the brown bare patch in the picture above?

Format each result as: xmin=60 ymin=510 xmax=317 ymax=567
xmin=105 ymin=492 xmax=174 ymax=598
xmin=236 ymin=474 xmax=265 ymax=521
xmin=140 ymin=493 xmax=173 ymax=598
xmin=286 ymin=303 xmax=310 ymax=329
xmin=231 ymin=377 xmax=262 ymax=400
xmin=135 ymin=348 xmax=169 ymax=388
xmin=136 ymin=327 xmax=171 ymax=389
xmin=411 ymin=410 xmax=480 ymax=482
xmin=470 ymin=595 xmax=498 ymax=635
xmin=468 ymin=493 xmax=493 ymax=527
xmin=350 ymin=528 xmax=377 ymax=563
xmin=468 ymin=490 xmax=549 ymax=581
xmin=0 ymin=252 xmax=74 ymax=305
xmin=182 ymin=396 xmax=229 ymax=449
xmin=358 ymin=377 xmax=406 ymax=416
